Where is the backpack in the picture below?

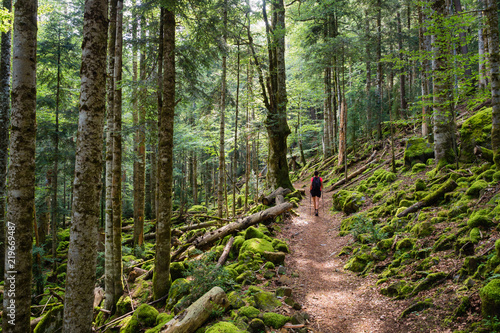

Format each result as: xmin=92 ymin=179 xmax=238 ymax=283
xmin=311 ymin=176 xmax=321 ymax=191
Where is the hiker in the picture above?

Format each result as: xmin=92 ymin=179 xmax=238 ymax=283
xmin=310 ymin=170 xmax=323 ymax=216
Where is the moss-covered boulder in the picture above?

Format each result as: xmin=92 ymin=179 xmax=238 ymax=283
xmin=344 ymin=253 xmax=371 ymax=272
xmin=415 ymin=179 xmax=426 ymax=192
xmin=368 ymin=169 xmax=397 ymax=184
xmin=396 ymin=238 xmax=415 ymax=251
xmin=262 ymin=312 xmax=290 ymax=329
xmin=206 ymin=322 xmax=246 ymax=333
xmin=132 ymin=278 xmax=153 ymax=303
xmin=169 ymin=261 xmax=185 ymax=281
xmin=262 ymin=251 xmax=286 ymax=265
xmin=144 ymin=313 xmax=175 ymax=333
xmin=239 ymin=238 xmax=274 ymax=261
xmin=466 ymin=179 xmax=488 ymax=197
xmin=411 ymin=222 xmax=434 ymax=238
xmin=116 ymin=295 xmax=133 ymax=316
xmin=121 ymin=304 xmax=159 ymax=333
xmin=34 ymin=305 xmax=64 ymax=333
xmin=253 ymin=290 xmax=281 ymax=311
xmin=332 ymin=190 xmax=365 ymax=214
xmin=460 ymin=107 xmax=493 ymax=162
xmin=412 ymin=163 xmax=427 ymax=173
xmin=468 ymin=209 xmax=493 ymax=228
xmin=480 ymin=279 xmax=500 ymax=318
xmin=166 ymin=278 xmax=190 ymax=310
xmin=187 ymin=205 xmax=207 ymax=214
xmin=272 ymin=239 xmax=290 ymax=253
xmin=245 ymin=226 xmax=265 ymax=240
xmin=227 ymin=291 xmax=246 ymax=309
xmin=411 ymin=272 xmax=447 ymax=296
xmin=432 ymin=234 xmax=456 ymax=252
xmin=239 ymin=305 xmax=260 ymax=319
xmin=404 ymin=138 xmax=434 ymax=167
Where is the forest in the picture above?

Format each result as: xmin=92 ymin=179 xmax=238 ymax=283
xmin=1 ymin=0 xmax=500 ymax=331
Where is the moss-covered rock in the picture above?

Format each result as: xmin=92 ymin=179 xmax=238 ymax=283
xmin=227 ymin=291 xmax=246 ymax=309
xmin=271 ymin=239 xmax=289 ymax=253
xmin=245 ymin=226 xmax=265 ymax=240
xmin=468 ymin=209 xmax=493 ymax=228
xmin=411 ymin=222 xmax=434 ymax=238
xmin=262 ymin=312 xmax=291 ymax=329
xmin=414 ymin=179 xmax=426 ymax=192
xmin=238 ymin=305 xmax=260 ymax=318
xmin=396 ymin=238 xmax=415 ymax=251
xmin=169 ymin=261 xmax=185 ymax=281
xmin=262 ymin=251 xmax=286 ymax=265
xmin=432 ymin=234 xmax=456 ymax=252
xmin=332 ymin=190 xmax=366 ymax=214
xmin=344 ymin=253 xmax=371 ymax=272
xmin=206 ymin=322 xmax=246 ymax=333
xmin=253 ymin=290 xmax=281 ymax=311
xmin=166 ymin=278 xmax=190 ymax=310
xmin=132 ymin=278 xmax=152 ymax=303
xmin=144 ymin=313 xmax=175 ymax=333
xmin=187 ymin=205 xmax=207 ymax=214
xmin=239 ymin=238 xmax=275 ymax=261
xmin=399 ymin=300 xmax=433 ymax=318
xmin=115 ymin=295 xmax=133 ymax=317
xmin=412 ymin=163 xmax=427 ymax=173
xmin=380 ymin=281 xmax=408 ymax=297
xmin=466 ymin=179 xmax=488 ymax=197
xmin=404 ymin=138 xmax=434 ymax=167
xmin=34 ymin=305 xmax=64 ymax=333
xmin=470 ymin=228 xmax=481 ymax=243
xmin=460 ymin=107 xmax=492 ymax=162
xmin=377 ymin=237 xmax=394 ymax=250
xmin=480 ymin=279 xmax=500 ymax=318
xmin=411 ymin=272 xmax=447 ymax=296
xmin=134 ymin=304 xmax=159 ymax=327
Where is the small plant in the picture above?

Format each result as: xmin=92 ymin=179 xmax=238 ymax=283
xmin=349 ymin=213 xmax=387 ymax=244
xmin=134 ymin=245 xmax=145 ymax=259
xmin=481 ymin=315 xmax=500 ymax=332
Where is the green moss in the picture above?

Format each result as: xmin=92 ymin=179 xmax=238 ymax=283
xmin=399 ymin=300 xmax=433 ymax=318
xmin=262 ymin=312 xmax=291 ymax=329
xmin=187 ymin=205 xmax=207 ymax=213
xmin=466 ymin=179 xmax=488 ymax=197
xmin=227 ymin=291 xmax=245 ymax=309
xmin=460 ymin=107 xmax=492 ymax=162
xmin=404 ymin=138 xmax=434 ymax=167
xmin=253 ymin=290 xmax=281 ymax=311
xmin=116 ymin=295 xmax=133 ymax=316
xmin=396 ymin=238 xmax=415 ymax=251
xmin=411 ymin=272 xmax=447 ymax=296
xmin=344 ymin=253 xmax=371 ymax=272
xmin=245 ymin=226 xmax=265 ymax=240
xmin=411 ymin=222 xmax=434 ymax=238
xmin=271 ymin=239 xmax=290 ymax=253
xmin=134 ymin=304 xmax=159 ymax=327
xmin=205 ymin=322 xmax=245 ymax=333
xmin=468 ymin=209 xmax=493 ymax=228
xmin=470 ymin=228 xmax=481 ymax=243
xmin=412 ymin=163 xmax=427 ymax=173
xmin=169 ymin=262 xmax=185 ymax=281
xmin=238 ymin=238 xmax=275 ymax=261
xmin=132 ymin=278 xmax=152 ymax=303
xmin=238 ymin=305 xmax=260 ymax=318
xmin=380 ymin=281 xmax=408 ymax=297
xmin=332 ymin=190 xmax=366 ymax=214
xmin=264 ymin=261 xmax=275 ymax=270
xmin=144 ymin=313 xmax=175 ymax=333
xmin=432 ymin=234 xmax=456 ymax=252
xmin=34 ymin=305 xmax=64 ymax=333
xmin=166 ymin=278 xmax=190 ymax=310
xmin=414 ymin=179 xmax=426 ymax=191
xmin=377 ymin=237 xmax=394 ymax=250
xmin=480 ymin=279 xmax=500 ymax=318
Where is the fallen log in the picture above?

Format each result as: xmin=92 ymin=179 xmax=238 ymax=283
xmin=397 ymin=179 xmax=457 ymax=218
xmin=474 ymin=145 xmax=493 ymax=162
xmin=325 ymin=150 xmax=378 ymax=192
xmin=93 ymin=287 xmax=105 ymax=308
xmin=159 ymin=286 xmax=230 ymax=333
xmin=261 ymin=187 xmax=292 ymax=206
xmin=193 ymin=202 xmax=293 ymax=250
xmin=216 ymin=236 xmax=234 ymax=268
xmin=123 ymin=232 xmax=156 ymax=246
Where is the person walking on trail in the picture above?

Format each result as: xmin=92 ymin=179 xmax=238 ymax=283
xmin=310 ymin=171 xmax=323 ymax=216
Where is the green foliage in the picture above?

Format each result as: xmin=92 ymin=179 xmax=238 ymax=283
xmin=349 ymin=214 xmax=387 ymax=244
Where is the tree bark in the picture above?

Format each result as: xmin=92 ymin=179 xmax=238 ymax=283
xmin=2 ymin=0 xmax=37 ymax=330
xmin=62 ymin=0 xmax=107 ymax=330
xmin=261 ymin=187 xmax=292 ymax=206
xmin=153 ymin=7 xmax=175 ymax=300
xmin=193 ymin=202 xmax=293 ymax=250
xmin=159 ymin=287 xmax=229 ymax=333
xmin=376 ymin=0 xmax=383 ymax=140
xmin=397 ymin=11 xmax=406 ymax=118
xmin=365 ymin=10 xmax=372 ymax=138
xmin=132 ymin=0 xmax=140 ymax=246
xmin=478 ymin=0 xmax=487 ymax=90
xmin=218 ymin=0 xmax=227 ymax=218
xmin=418 ymin=5 xmax=430 ymax=137
xmin=432 ymin=0 xmax=457 ymax=165
xmin=485 ymin=0 xmax=500 ymax=168
xmin=233 ymin=45 xmax=240 ymax=217
xmin=0 ymin=0 xmax=12 ymax=282
xmin=474 ymin=145 xmax=493 ymax=162
xmin=216 ymin=236 xmax=234 ymax=267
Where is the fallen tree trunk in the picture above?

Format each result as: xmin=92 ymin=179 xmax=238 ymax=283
xmin=123 ymin=222 xmax=219 ymax=245
xmin=326 ymin=150 xmax=378 ymax=192
xmin=123 ymin=232 xmax=156 ymax=246
xmin=159 ymin=287 xmax=230 ymax=333
xmin=261 ymin=187 xmax=292 ymax=206
xmin=193 ymin=202 xmax=293 ymax=250
xmin=474 ymin=145 xmax=494 ymax=162
xmin=397 ymin=179 xmax=457 ymax=218
xmin=216 ymin=236 xmax=234 ymax=267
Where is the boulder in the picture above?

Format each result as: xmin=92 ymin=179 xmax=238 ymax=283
xmin=404 ymin=138 xmax=434 ymax=167
xmin=480 ymin=279 xmax=500 ymax=318
xmin=460 ymin=107 xmax=492 ymax=162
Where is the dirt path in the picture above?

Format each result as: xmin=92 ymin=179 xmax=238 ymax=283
xmin=280 ymin=182 xmax=408 ymax=333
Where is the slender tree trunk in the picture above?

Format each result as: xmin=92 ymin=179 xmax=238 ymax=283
xmin=397 ymin=11 xmax=406 ymax=118
xmin=365 ymin=10 xmax=372 ymax=139
xmin=478 ymin=0 xmax=487 ymax=90
xmin=2 ymin=0 xmax=36 ymax=330
xmin=432 ymin=0 xmax=456 ymax=165
xmin=323 ymin=65 xmax=332 ymax=158
xmin=376 ymin=0 xmax=383 ymax=139
xmin=111 ymin=0 xmax=124 ymax=306
xmin=132 ymin=0 xmax=139 ymax=246
xmin=62 ymin=0 xmax=107 ymax=330
xmin=218 ymin=0 xmax=227 ymax=218
xmin=233 ymin=46 xmax=240 ymax=217
xmin=0 ymin=0 xmax=12 ymax=282
xmin=104 ymin=0 xmax=117 ymax=312
xmin=245 ymin=60 xmax=250 ymax=212
xmin=419 ymin=5 xmax=430 ymax=137
xmin=153 ymin=6 xmax=175 ymax=300
xmin=485 ymin=0 xmax=500 ymax=168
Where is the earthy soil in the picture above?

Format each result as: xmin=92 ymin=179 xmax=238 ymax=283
xmin=279 ymin=181 xmax=412 ymax=333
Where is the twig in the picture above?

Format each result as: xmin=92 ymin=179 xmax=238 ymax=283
xmin=123 ymin=275 xmax=135 ymax=312
xmin=41 ymin=295 xmax=53 ymax=315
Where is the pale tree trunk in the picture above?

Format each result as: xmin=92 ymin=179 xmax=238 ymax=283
xmin=153 ymin=6 xmax=175 ymax=300
xmin=376 ymin=0 xmax=383 ymax=139
xmin=323 ymin=66 xmax=332 ymax=158
xmin=365 ymin=10 xmax=372 ymax=138
xmin=111 ymin=0 xmax=124 ymax=306
xmin=132 ymin=0 xmax=139 ymax=246
xmin=432 ymin=0 xmax=456 ymax=165
xmin=134 ymin=14 xmax=146 ymax=248
xmin=244 ymin=60 xmax=250 ymax=212
xmin=0 ymin=0 xmax=12 ymax=282
xmin=218 ymin=0 xmax=227 ymax=218
xmin=62 ymin=0 xmax=107 ymax=330
xmin=485 ymin=0 xmax=500 ymax=168
xmin=2 ymin=0 xmax=36 ymax=330
xmin=397 ymin=11 xmax=406 ymax=118
xmin=104 ymin=0 xmax=117 ymax=312
xmin=478 ymin=0 xmax=487 ymax=90
xmin=419 ymin=5 xmax=430 ymax=137
xmin=232 ymin=46 xmax=240 ymax=217
xmin=192 ymin=151 xmax=198 ymax=205
xmin=337 ymin=97 xmax=347 ymax=166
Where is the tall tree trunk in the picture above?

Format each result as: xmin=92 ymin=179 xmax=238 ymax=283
xmin=218 ymin=0 xmax=227 ymax=218
xmin=104 ymin=0 xmax=117 ymax=312
xmin=62 ymin=0 xmax=107 ymax=330
xmin=0 ymin=0 xmax=12 ymax=282
xmin=376 ymin=0 xmax=383 ymax=140
xmin=134 ymin=14 xmax=146 ymax=248
xmin=485 ymin=0 xmax=500 ymax=168
xmin=432 ymin=0 xmax=456 ymax=165
xmin=245 ymin=59 xmax=251 ymax=212
xmin=2 ymin=0 xmax=36 ymax=330
xmin=419 ymin=5 xmax=430 ymax=137
xmin=365 ymin=10 xmax=372 ymax=139
xmin=132 ymin=0 xmax=139 ymax=246
xmin=111 ymin=0 xmax=124 ymax=306
xmin=478 ymin=0 xmax=487 ymax=90
xmin=397 ymin=11 xmax=406 ymax=118
xmin=233 ymin=45 xmax=240 ymax=217
xmin=323 ymin=65 xmax=332 ymax=158
xmin=453 ymin=0 xmax=474 ymax=91
xmin=153 ymin=6 xmax=175 ymax=300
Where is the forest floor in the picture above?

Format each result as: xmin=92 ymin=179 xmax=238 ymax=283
xmin=278 ymin=181 xmax=418 ymax=333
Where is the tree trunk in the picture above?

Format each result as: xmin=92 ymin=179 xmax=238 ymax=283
xmin=158 ymin=287 xmax=230 ymax=333
xmin=397 ymin=11 xmax=407 ymax=118
xmin=0 ymin=0 xmax=12 ymax=282
xmin=486 ymin=0 xmax=500 ymax=168
xmin=62 ymin=0 xmax=107 ymax=330
xmin=218 ymin=0 xmax=227 ymax=219
xmin=104 ymin=0 xmax=117 ymax=312
xmin=432 ymin=0 xmax=456 ymax=165
xmin=376 ymin=0 xmax=382 ymax=140
xmin=132 ymin=1 xmax=140 ymax=245
xmin=418 ymin=5 xmax=430 ymax=137
xmin=232 ymin=46 xmax=240 ymax=217
xmin=153 ymin=7 xmax=175 ymax=300
xmin=453 ymin=0 xmax=474 ymax=91
xmin=323 ymin=64 xmax=332 ymax=158
xmin=3 ymin=0 xmax=37 ymax=330
xmin=244 ymin=60 xmax=251 ymax=212
xmin=261 ymin=187 xmax=292 ymax=206
xmin=478 ymin=0 xmax=487 ymax=90
xmin=365 ymin=10 xmax=372 ymax=138
xmin=337 ymin=98 xmax=347 ymax=167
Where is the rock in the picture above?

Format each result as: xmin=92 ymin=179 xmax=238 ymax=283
xmin=399 ymin=300 xmax=433 ymax=318
xmin=412 ymin=163 xmax=426 ymax=173
xmin=253 ymin=290 xmax=282 ymax=311
xmin=272 ymin=239 xmax=290 ymax=253
xmin=206 ymin=322 xmax=246 ymax=333
xmin=245 ymin=226 xmax=265 ymax=240
xmin=33 ymin=305 xmax=63 ymax=333
xmin=238 ymin=238 xmax=274 ymax=261
xmin=116 ymin=295 xmax=133 ymax=317
xmin=412 ymin=272 xmax=447 ymax=296
xmin=404 ymin=138 xmax=434 ymax=167
xmin=227 ymin=291 xmax=246 ymax=309
xmin=411 ymin=222 xmax=434 ymax=238
xmin=277 ymin=275 xmax=292 ymax=285
xmin=332 ymin=190 xmax=366 ymax=214
xmin=277 ymin=266 xmax=286 ymax=275
xmin=480 ymin=279 xmax=500 ymax=318
xmin=169 ymin=261 xmax=185 ymax=282
xmin=166 ymin=278 xmax=190 ymax=310
xmin=396 ymin=238 xmax=415 ymax=251
xmin=344 ymin=253 xmax=371 ymax=272
xmin=460 ymin=107 xmax=492 ymax=162
xmin=466 ymin=179 xmax=488 ymax=197
xmin=248 ymin=318 xmax=266 ymax=333
xmin=238 ymin=305 xmax=260 ymax=319
xmin=262 ymin=312 xmax=291 ymax=329
xmin=415 ymin=179 xmax=426 ymax=191
xmin=468 ymin=209 xmax=493 ymax=228
xmin=121 ymin=304 xmax=159 ymax=332
xmin=275 ymin=287 xmax=292 ymax=297
xmin=262 ymin=251 xmax=286 ymax=265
